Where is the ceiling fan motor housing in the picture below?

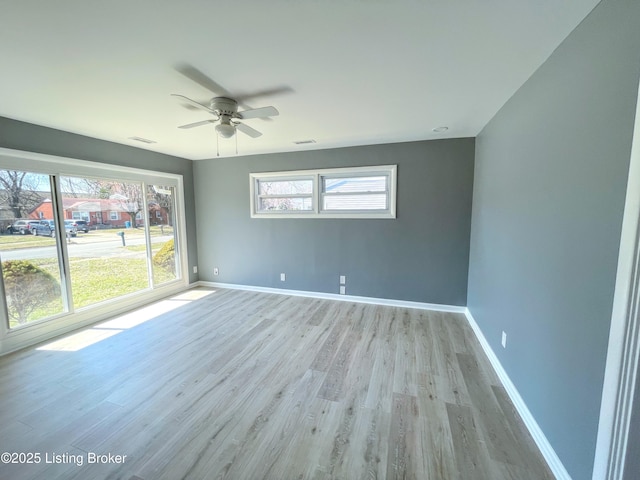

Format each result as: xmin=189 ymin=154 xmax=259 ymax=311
xmin=210 ymin=97 xmax=238 ymax=116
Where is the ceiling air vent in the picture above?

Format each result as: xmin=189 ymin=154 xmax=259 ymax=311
xmin=128 ymin=136 xmax=157 ymax=144
xmin=293 ymin=139 xmax=316 ymax=145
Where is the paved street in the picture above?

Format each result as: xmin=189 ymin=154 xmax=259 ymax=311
xmin=0 ymin=232 xmax=172 ymax=261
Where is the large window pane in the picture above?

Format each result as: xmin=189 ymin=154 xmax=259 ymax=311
xmin=0 ymin=170 xmax=67 ymax=327
xmin=148 ymin=185 xmax=178 ymax=285
xmin=60 ymin=176 xmax=150 ymax=308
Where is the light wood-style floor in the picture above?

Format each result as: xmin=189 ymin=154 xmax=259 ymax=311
xmin=0 ymin=288 xmax=553 ymax=480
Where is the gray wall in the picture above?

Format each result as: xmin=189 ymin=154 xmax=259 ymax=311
xmin=466 ymin=0 xmax=640 ymax=478
xmin=194 ymin=139 xmax=474 ymax=305
xmin=0 ymin=116 xmax=199 ymax=283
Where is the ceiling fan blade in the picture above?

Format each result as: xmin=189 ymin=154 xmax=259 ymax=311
xmin=178 ymin=119 xmax=217 ymax=129
xmin=174 ymin=63 xmax=231 ymax=97
xmin=171 ymin=94 xmax=215 ymax=114
xmin=236 ymin=122 xmax=262 ymax=138
xmin=182 ymin=102 xmax=210 ymax=111
xmin=234 ymin=86 xmax=294 ymax=103
xmin=236 ymin=106 xmax=279 ymax=120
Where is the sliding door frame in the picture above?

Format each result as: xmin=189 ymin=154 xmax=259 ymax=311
xmin=593 ymin=74 xmax=640 ymax=479
xmin=0 ymin=147 xmax=189 ymax=355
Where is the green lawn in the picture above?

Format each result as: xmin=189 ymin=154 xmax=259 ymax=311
xmin=124 ymin=244 xmax=148 ymax=253
xmin=70 ymin=257 xmax=153 ymax=308
xmin=4 ymin=254 xmax=176 ymax=328
xmin=0 ymin=235 xmax=55 ymax=250
xmin=68 ymin=255 xmax=175 ymax=308
xmin=112 ymin=225 xmax=175 ymax=238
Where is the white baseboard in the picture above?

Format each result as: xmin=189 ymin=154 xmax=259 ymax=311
xmin=196 ymin=281 xmax=466 ymax=313
xmin=464 ymin=308 xmax=571 ymax=479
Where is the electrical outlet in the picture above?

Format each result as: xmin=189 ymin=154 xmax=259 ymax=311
xmin=280 ymin=273 xmax=286 ymax=282
xmin=193 ymin=266 xmax=198 ymax=274
xmin=339 ymin=285 xmax=346 ymax=295
xmin=213 ymin=267 xmax=219 ymax=276
xmin=339 ymin=275 xmax=346 ymax=284
xmin=501 ymin=331 xmax=507 ymax=348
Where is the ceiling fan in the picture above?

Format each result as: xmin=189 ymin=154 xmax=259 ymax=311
xmin=172 ymin=64 xmax=289 ymax=139
xmin=172 ymin=94 xmax=278 ymax=138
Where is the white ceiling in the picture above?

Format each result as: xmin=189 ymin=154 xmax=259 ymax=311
xmin=0 ymin=0 xmax=600 ymax=160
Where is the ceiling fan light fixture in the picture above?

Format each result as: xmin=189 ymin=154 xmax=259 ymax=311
xmin=215 ymin=123 xmax=235 ymax=138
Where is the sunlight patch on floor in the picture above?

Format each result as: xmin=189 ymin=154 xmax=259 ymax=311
xmin=36 ymin=288 xmax=217 ymax=352
xmin=170 ymin=289 xmax=216 ymax=301
xmin=36 ymin=328 xmax=122 ymax=352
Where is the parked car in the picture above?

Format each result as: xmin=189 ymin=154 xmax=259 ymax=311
xmin=64 ymin=220 xmax=79 ymax=236
xmin=70 ymin=220 xmax=89 ymax=233
xmin=9 ymin=220 xmax=40 ymax=235
xmin=32 ymin=220 xmax=77 ymax=238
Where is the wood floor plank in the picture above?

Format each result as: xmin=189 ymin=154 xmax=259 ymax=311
xmin=457 ymin=352 xmax=539 ymax=470
xmin=307 ymin=299 xmax=339 ymax=327
xmin=317 ymin=330 xmax=359 ymax=401
xmin=491 ymin=385 xmax=555 ymax=479
xmin=386 ymin=393 xmax=420 ymax=479
xmin=364 ymin=306 xmax=398 ymax=413
xmin=342 ymin=406 xmax=391 ymax=479
xmin=392 ymin=310 xmax=419 ymax=396
xmin=310 ymin=319 xmax=350 ymax=372
xmin=339 ymin=304 xmax=380 ymax=410
xmin=416 ymin=380 xmax=459 ymax=478
xmin=242 ymin=370 xmax=330 ymax=479
xmin=446 ymin=402 xmax=495 ymax=478
xmin=0 ymin=288 xmax=554 ymax=480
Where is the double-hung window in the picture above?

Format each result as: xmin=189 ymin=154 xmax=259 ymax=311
xmin=250 ymin=165 xmax=396 ymax=218
xmin=254 ymin=177 xmax=314 ymax=213
xmin=321 ymin=174 xmax=389 ymax=213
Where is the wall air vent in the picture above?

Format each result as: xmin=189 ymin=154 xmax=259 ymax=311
xmin=128 ymin=136 xmax=157 ymax=144
xmin=293 ymin=139 xmax=317 ymax=145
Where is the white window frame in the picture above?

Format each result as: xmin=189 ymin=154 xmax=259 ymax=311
xmin=252 ymin=175 xmax=315 ymax=215
xmin=110 ymin=211 xmax=119 ymax=221
xmin=250 ymin=165 xmax=397 ymax=219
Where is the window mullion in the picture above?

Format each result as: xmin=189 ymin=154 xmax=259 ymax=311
xmin=313 ymin=173 xmax=319 ymax=214
xmin=142 ymin=182 xmax=154 ymax=289
xmin=50 ymin=174 xmax=74 ymax=313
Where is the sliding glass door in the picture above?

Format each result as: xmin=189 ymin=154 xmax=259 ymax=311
xmin=59 ymin=176 xmax=152 ymax=308
xmin=0 ymin=167 xmax=183 ymax=331
xmin=0 ymin=170 xmax=67 ymax=327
